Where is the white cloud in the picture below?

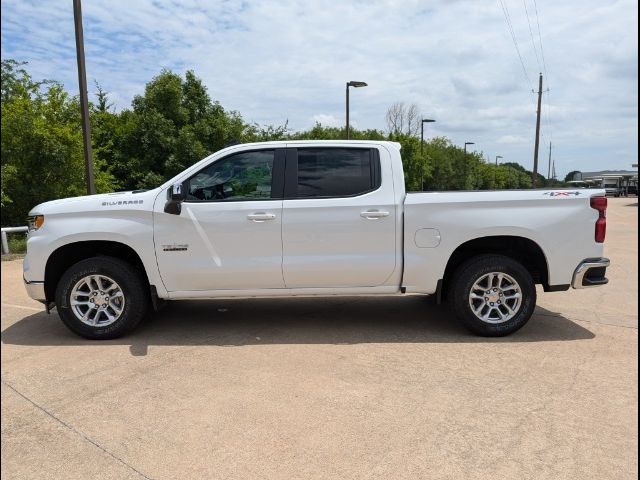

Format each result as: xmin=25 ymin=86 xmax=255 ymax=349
xmin=311 ymin=114 xmax=342 ymax=128
xmin=496 ymin=135 xmax=529 ymax=144
xmin=1 ymin=0 xmax=637 ymax=177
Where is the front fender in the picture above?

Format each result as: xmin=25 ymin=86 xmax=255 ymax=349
xmin=24 ymin=211 xmax=166 ymax=297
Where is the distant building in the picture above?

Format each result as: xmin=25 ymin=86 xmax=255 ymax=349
xmin=571 ymin=170 xmax=638 ymax=180
xmin=571 ymin=169 xmax=638 ymax=197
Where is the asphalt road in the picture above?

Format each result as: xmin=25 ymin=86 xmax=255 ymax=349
xmin=2 ymin=198 xmax=637 ymax=479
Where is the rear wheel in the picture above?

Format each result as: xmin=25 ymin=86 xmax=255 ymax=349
xmin=55 ymin=256 xmax=148 ymax=339
xmin=449 ymin=254 xmax=536 ymax=336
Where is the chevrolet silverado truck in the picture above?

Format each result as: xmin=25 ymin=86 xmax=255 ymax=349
xmin=23 ymin=140 xmax=610 ymax=339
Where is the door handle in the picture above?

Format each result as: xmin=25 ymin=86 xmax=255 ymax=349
xmin=360 ymin=210 xmax=390 ymax=220
xmin=247 ymin=212 xmax=276 ymax=222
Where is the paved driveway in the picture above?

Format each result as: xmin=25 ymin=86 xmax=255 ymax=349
xmin=1 ymin=198 xmax=637 ymax=479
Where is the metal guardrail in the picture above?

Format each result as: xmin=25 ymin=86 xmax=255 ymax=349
xmin=1 ymin=226 xmax=28 ymax=255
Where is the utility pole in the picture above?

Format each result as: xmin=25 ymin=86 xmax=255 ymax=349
xmin=547 ymin=141 xmax=552 ymax=179
xmin=73 ymin=0 xmax=95 ymax=194
xmin=532 ymin=73 xmax=543 ymax=188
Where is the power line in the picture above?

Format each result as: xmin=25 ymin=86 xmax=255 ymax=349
xmin=523 ymin=0 xmax=542 ymax=72
xmin=532 ymin=0 xmax=551 ymax=144
xmin=532 ymin=0 xmax=548 ymax=78
xmin=498 ymin=0 xmax=533 ymax=91
xmin=544 ymin=89 xmax=552 ymax=142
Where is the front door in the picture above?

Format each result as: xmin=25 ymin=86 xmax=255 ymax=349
xmin=154 ymin=149 xmax=285 ymax=292
xmin=281 ymin=146 xmax=398 ymax=288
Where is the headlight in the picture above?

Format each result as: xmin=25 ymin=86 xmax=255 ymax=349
xmin=27 ymin=215 xmax=45 ymax=232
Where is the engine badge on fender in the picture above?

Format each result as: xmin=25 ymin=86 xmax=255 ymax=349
xmin=162 ymin=244 xmax=188 ymax=252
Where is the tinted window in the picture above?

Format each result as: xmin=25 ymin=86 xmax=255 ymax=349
xmin=296 ymin=148 xmax=375 ymax=197
xmin=186 ymin=150 xmax=274 ymax=201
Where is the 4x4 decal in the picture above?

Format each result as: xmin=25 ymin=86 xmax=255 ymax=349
xmin=543 ymin=191 xmax=582 ymax=197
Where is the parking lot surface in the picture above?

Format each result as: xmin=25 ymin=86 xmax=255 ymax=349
xmin=2 ymin=198 xmax=637 ymax=479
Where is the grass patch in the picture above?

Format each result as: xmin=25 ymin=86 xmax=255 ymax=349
xmin=1 ymin=253 xmax=24 ymax=262
xmin=2 ymin=233 xmax=27 ymax=260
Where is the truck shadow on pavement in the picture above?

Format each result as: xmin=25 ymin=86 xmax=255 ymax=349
xmin=2 ymin=296 xmax=595 ymax=356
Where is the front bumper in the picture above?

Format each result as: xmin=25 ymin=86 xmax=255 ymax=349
xmin=23 ymin=276 xmax=46 ymax=303
xmin=571 ymin=258 xmax=610 ymax=289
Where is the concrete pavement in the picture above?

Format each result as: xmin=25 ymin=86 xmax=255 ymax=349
xmin=1 ymin=198 xmax=637 ymax=479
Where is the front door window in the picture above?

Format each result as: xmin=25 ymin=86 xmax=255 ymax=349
xmin=186 ymin=150 xmax=275 ymax=202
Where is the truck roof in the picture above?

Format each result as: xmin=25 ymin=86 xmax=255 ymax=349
xmin=222 ymin=140 xmax=402 ymax=150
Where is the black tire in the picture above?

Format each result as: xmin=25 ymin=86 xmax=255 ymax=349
xmin=55 ymin=256 xmax=149 ymax=339
xmin=449 ymin=254 xmax=536 ymax=336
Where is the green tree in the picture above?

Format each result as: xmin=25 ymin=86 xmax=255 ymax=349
xmin=1 ymin=61 xmax=113 ymax=226
xmin=2 ymin=62 xmax=555 ymax=228
xmin=246 ymin=121 xmax=289 ymax=142
xmin=564 ymin=170 xmax=580 ymax=182
xmin=106 ymin=69 xmax=255 ymax=190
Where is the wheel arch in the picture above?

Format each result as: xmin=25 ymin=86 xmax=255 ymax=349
xmin=44 ymin=240 xmax=150 ymax=302
xmin=440 ymin=235 xmax=551 ymax=301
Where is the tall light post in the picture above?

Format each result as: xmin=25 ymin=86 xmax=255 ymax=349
xmin=463 ymin=142 xmax=475 ymax=190
xmin=495 ymin=155 xmax=503 ymax=166
xmin=494 ymin=155 xmax=503 ymax=187
xmin=420 ymin=119 xmax=436 ymax=190
xmin=420 ymin=118 xmax=436 ymax=155
xmin=73 ymin=0 xmax=95 ymax=194
xmin=345 ymin=81 xmax=367 ymax=139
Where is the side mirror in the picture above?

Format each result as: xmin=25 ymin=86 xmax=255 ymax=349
xmin=164 ymin=182 xmax=186 ymax=215
xmin=169 ymin=182 xmax=186 ymax=201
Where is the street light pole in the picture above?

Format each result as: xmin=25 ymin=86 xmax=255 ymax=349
xmin=73 ymin=0 xmax=95 ymax=195
xmin=495 ymin=155 xmax=503 ymax=186
xmin=345 ymin=81 xmax=367 ymax=139
xmin=463 ymin=142 xmax=475 ymax=190
xmin=420 ymin=118 xmax=435 ymax=155
xmin=345 ymin=83 xmax=349 ymax=139
xmin=420 ymin=118 xmax=435 ymax=190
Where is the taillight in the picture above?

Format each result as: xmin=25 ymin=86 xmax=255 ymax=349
xmin=590 ymin=196 xmax=607 ymax=243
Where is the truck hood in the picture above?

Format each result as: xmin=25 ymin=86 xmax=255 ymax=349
xmin=29 ymin=189 xmax=162 ymax=215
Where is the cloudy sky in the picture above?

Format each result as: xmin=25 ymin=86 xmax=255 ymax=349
xmin=1 ymin=0 xmax=637 ymax=177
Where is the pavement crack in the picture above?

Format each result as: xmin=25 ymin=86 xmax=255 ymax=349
xmin=1 ymin=302 xmax=43 ymax=312
xmin=1 ymin=379 xmax=155 ymax=480
xmin=573 ymin=317 xmax=638 ymax=330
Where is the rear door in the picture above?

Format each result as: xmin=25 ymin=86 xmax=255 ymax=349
xmin=281 ymin=146 xmax=397 ymax=288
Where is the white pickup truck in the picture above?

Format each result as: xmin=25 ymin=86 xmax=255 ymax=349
xmin=23 ymin=140 xmax=610 ymax=339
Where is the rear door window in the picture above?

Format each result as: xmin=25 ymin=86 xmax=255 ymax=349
xmin=294 ymin=148 xmax=379 ymax=198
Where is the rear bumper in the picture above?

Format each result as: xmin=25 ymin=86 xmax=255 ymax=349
xmin=23 ymin=276 xmax=46 ymax=302
xmin=571 ymin=258 xmax=610 ymax=289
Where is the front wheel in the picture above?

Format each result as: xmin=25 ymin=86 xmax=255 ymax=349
xmin=55 ymin=256 xmax=148 ymax=339
xmin=449 ymin=254 xmax=536 ymax=336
